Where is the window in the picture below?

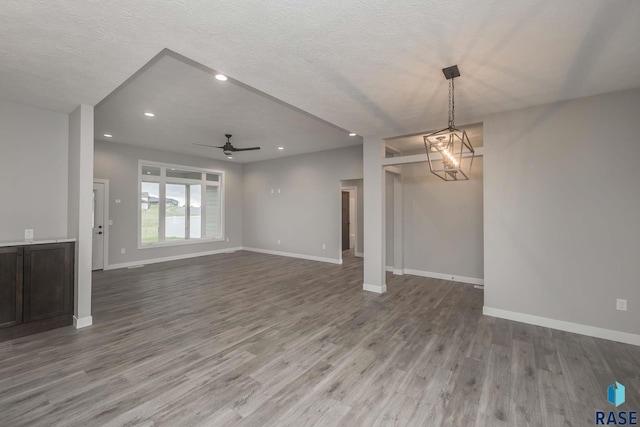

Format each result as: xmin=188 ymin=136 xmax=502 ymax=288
xmin=139 ymin=161 xmax=224 ymax=247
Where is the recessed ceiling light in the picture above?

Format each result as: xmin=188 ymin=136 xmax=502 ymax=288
xmin=144 ymin=112 xmax=155 ymax=117
xmin=349 ymin=132 xmax=357 ymax=136
xmin=277 ymin=146 xmax=284 ymax=150
xmin=104 ymin=134 xmax=113 ymax=138
xmin=215 ymin=74 xmax=228 ymax=81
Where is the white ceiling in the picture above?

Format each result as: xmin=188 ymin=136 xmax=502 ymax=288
xmin=2 ymin=1 xmax=640 ymax=140
xmin=94 ymin=52 xmax=360 ymax=163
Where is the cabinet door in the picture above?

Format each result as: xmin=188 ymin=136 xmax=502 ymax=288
xmin=0 ymin=247 xmax=23 ymax=328
xmin=23 ymin=243 xmax=73 ymax=323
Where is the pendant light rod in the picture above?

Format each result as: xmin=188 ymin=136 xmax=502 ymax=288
xmin=443 ymin=65 xmax=460 ymax=129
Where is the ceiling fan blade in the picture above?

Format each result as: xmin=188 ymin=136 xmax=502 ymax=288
xmin=193 ymin=143 xmax=225 ymax=148
xmin=231 ymin=147 xmax=261 ymax=152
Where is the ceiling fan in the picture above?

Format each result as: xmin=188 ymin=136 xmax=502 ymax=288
xmin=193 ymin=134 xmax=260 ymax=156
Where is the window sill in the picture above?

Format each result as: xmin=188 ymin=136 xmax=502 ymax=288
xmin=138 ymin=237 xmax=226 ymax=250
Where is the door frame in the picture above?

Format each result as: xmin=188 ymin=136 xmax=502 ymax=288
xmin=384 ymin=167 xmax=403 ymax=275
xmin=339 ymin=185 xmax=358 ymax=262
xmin=93 ymin=179 xmax=110 ymax=270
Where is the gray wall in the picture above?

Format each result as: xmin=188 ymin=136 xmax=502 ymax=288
xmin=244 ymin=146 xmax=363 ymax=261
xmin=94 ymin=140 xmax=243 ymax=266
xmin=341 ymin=178 xmax=363 ymax=255
xmin=0 ymin=99 xmax=69 ymax=241
xmin=484 ymin=88 xmax=640 ymax=335
xmin=401 ymin=159 xmax=484 ymax=279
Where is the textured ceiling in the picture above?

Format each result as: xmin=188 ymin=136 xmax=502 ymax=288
xmin=94 ymin=52 xmax=360 ymax=163
xmin=2 ymin=1 xmax=640 ymax=138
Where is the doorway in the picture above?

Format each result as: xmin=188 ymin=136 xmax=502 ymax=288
xmin=340 ymin=184 xmax=359 ymax=260
xmin=341 ymin=191 xmax=350 ymax=251
xmin=92 ymin=180 xmax=109 ymax=271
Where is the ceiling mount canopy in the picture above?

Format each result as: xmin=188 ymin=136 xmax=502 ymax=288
xmin=423 ymin=65 xmax=475 ymax=181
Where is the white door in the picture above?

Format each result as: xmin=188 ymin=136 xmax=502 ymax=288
xmin=92 ymin=182 xmax=105 ymax=270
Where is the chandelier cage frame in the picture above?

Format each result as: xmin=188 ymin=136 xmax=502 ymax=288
xmin=423 ymin=65 xmax=475 ymax=181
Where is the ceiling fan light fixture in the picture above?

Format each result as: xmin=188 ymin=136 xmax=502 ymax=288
xmin=423 ymin=65 xmax=474 ymax=181
xmin=192 ymin=134 xmax=261 ymax=155
xmin=215 ymin=74 xmax=228 ymax=81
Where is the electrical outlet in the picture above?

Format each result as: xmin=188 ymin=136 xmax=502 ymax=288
xmin=277 ymin=189 xmax=281 ymax=194
xmin=616 ymin=299 xmax=627 ymax=311
xmin=24 ymin=229 xmax=34 ymax=240
xmin=121 ymin=248 xmax=126 ymax=254
xmin=271 ymin=189 xmax=274 ymax=194
xmin=115 ymin=199 xmax=121 ymax=204
xmin=226 ymin=237 xmax=229 ymax=242
xmin=277 ymin=239 xmax=280 ymax=245
xmin=322 ymin=244 xmax=326 ymax=250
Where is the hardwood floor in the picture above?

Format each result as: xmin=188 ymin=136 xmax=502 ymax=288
xmin=1 ymin=250 xmax=639 ymax=426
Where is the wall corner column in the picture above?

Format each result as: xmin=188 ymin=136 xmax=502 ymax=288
xmin=363 ymin=136 xmax=387 ymax=293
xmin=68 ymin=104 xmax=94 ymax=328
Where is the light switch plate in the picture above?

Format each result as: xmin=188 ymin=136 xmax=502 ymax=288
xmin=24 ymin=229 xmax=34 ymax=240
xmin=616 ymin=299 xmax=627 ymax=311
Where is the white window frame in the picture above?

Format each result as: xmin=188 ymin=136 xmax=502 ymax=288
xmin=137 ymin=160 xmax=225 ymax=249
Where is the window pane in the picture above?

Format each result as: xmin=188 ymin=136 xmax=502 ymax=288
xmin=141 ymin=182 xmax=160 ymax=243
xmin=206 ymin=173 xmax=220 ymax=182
xmin=166 ymin=169 xmax=202 ymax=180
xmin=206 ymin=185 xmax=220 ymax=238
xmin=189 ymin=184 xmax=202 ymax=239
xmin=165 ymin=184 xmax=186 ymax=241
xmin=142 ymin=165 xmax=161 ymax=177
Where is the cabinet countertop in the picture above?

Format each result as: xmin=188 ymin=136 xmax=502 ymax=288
xmin=0 ymin=239 xmax=76 ymax=248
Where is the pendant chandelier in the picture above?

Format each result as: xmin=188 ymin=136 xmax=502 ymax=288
xmin=423 ymin=65 xmax=475 ymax=181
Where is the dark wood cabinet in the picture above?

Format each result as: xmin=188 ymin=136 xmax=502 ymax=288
xmin=0 ymin=241 xmax=74 ymax=341
xmin=0 ymin=246 xmax=23 ymax=328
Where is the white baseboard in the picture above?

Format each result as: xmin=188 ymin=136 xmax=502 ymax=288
xmin=385 ymin=266 xmax=404 ymax=275
xmin=355 ymin=252 xmax=364 ymax=258
xmin=73 ymin=315 xmax=93 ymax=329
xmin=402 ymin=268 xmax=484 ymax=286
xmin=104 ymin=247 xmax=243 ymax=270
xmin=242 ymin=247 xmax=342 ymax=265
xmin=483 ymin=306 xmax=640 ymax=346
xmin=363 ymin=283 xmax=387 ymax=294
